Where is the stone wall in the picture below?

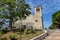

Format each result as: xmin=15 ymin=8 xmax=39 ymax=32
xmin=30 ymin=30 xmax=48 ymax=40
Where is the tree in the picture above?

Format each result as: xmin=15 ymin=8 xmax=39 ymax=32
xmin=50 ymin=11 xmax=60 ymax=29
xmin=0 ymin=0 xmax=31 ymax=30
xmin=0 ymin=22 xmax=3 ymax=25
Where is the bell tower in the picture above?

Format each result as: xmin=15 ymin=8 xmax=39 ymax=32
xmin=33 ymin=6 xmax=43 ymax=30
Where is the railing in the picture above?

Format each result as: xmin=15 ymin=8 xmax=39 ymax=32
xmin=30 ymin=30 xmax=48 ymax=40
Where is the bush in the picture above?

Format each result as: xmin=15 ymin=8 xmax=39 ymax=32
xmin=24 ymin=29 xmax=30 ymax=34
xmin=0 ymin=30 xmax=2 ymax=34
xmin=17 ymin=28 xmax=26 ymax=32
xmin=21 ymin=27 xmax=26 ymax=32
xmin=10 ymin=35 xmax=17 ymax=40
xmin=10 ymin=37 xmax=17 ymax=40
xmin=0 ymin=30 xmax=2 ymax=37
xmin=2 ymin=30 xmax=8 ymax=34
xmin=24 ymin=29 xmax=35 ymax=34
xmin=2 ymin=28 xmax=9 ymax=34
xmin=30 ymin=30 xmax=35 ymax=34
xmin=0 ymin=37 xmax=7 ymax=40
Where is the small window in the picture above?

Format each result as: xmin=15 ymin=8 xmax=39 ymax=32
xmin=35 ymin=20 xmax=38 ymax=22
xmin=36 ymin=7 xmax=40 ymax=11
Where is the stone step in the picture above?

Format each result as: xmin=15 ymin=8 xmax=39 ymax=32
xmin=43 ymin=30 xmax=60 ymax=40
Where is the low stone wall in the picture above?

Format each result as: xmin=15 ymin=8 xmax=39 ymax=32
xmin=30 ymin=30 xmax=48 ymax=40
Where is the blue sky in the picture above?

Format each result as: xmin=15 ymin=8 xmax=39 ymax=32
xmin=25 ymin=0 xmax=60 ymax=28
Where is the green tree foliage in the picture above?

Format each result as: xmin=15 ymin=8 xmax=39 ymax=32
xmin=0 ymin=22 xmax=3 ymax=25
xmin=0 ymin=0 xmax=31 ymax=30
xmin=50 ymin=11 xmax=60 ymax=29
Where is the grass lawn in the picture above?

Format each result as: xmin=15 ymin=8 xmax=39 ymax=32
xmin=0 ymin=30 xmax=44 ymax=40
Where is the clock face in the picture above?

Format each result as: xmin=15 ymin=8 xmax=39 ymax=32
xmin=36 ymin=7 xmax=40 ymax=11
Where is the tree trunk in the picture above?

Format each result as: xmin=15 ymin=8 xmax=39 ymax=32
xmin=9 ymin=18 xmax=13 ymax=30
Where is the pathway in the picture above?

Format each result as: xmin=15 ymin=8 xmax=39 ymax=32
xmin=44 ymin=29 xmax=60 ymax=40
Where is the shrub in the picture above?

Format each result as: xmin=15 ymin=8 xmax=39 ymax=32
xmin=17 ymin=27 xmax=26 ymax=33
xmin=21 ymin=27 xmax=26 ymax=32
xmin=30 ymin=30 xmax=35 ymax=34
xmin=24 ymin=29 xmax=35 ymax=34
xmin=2 ymin=28 xmax=9 ymax=34
xmin=10 ymin=37 xmax=17 ymax=40
xmin=0 ymin=30 xmax=2 ymax=37
xmin=10 ymin=35 xmax=17 ymax=40
xmin=24 ymin=29 xmax=30 ymax=34
xmin=0 ymin=37 xmax=7 ymax=40
xmin=2 ymin=30 xmax=8 ymax=34
xmin=0 ymin=30 xmax=2 ymax=33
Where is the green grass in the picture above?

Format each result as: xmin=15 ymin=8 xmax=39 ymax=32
xmin=22 ymin=30 xmax=44 ymax=40
xmin=0 ymin=31 xmax=2 ymax=37
xmin=0 ymin=30 xmax=44 ymax=40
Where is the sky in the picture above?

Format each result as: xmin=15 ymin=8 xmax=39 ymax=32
xmin=25 ymin=0 xmax=60 ymax=28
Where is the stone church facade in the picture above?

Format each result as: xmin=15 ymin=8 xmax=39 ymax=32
xmin=14 ymin=6 xmax=43 ymax=30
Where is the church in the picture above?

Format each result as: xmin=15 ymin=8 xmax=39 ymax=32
xmin=14 ymin=6 xmax=43 ymax=30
